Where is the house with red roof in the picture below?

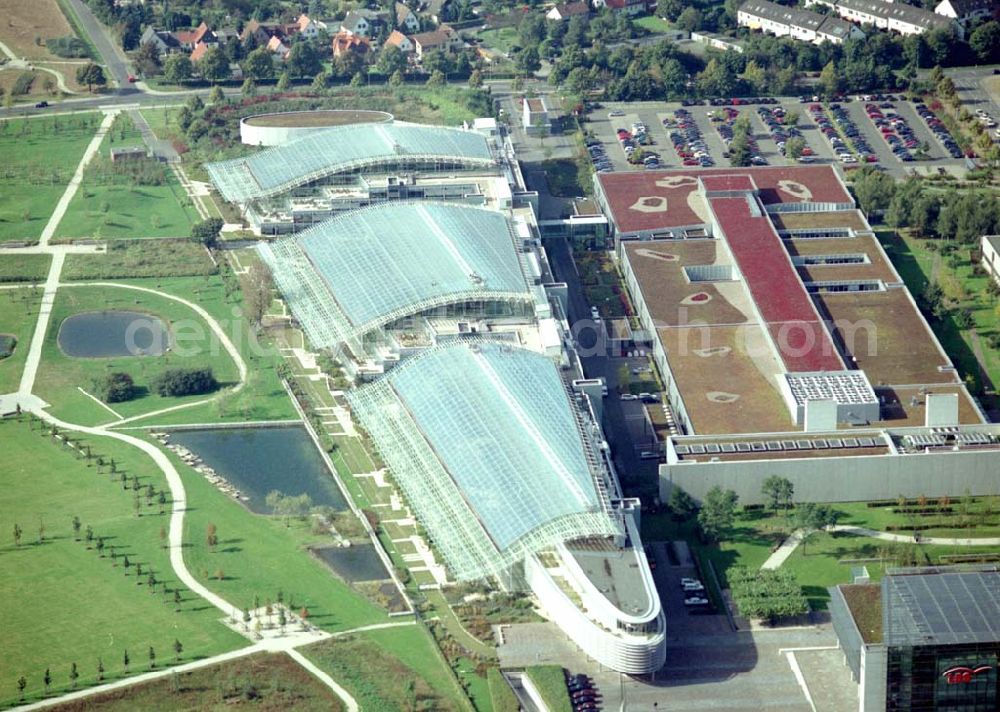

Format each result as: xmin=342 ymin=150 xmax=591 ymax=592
xmin=384 ymin=30 xmax=415 ymax=53
xmin=332 ymin=30 xmax=372 ymax=59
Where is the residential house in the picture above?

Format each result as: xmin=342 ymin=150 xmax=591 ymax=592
xmin=592 ymin=0 xmax=652 ymax=16
xmin=174 ymin=22 xmax=215 ymax=50
xmin=190 ymin=40 xmax=211 ymax=62
xmin=546 ymin=1 xmax=591 ymax=20
xmin=341 ymin=9 xmax=382 ymax=37
xmin=982 ymin=235 xmax=1000 ymax=286
xmin=806 ymin=0 xmax=960 ymax=36
xmin=396 ymin=2 xmax=422 ymax=32
xmin=384 ymin=30 xmax=415 ymax=53
xmin=424 ymin=0 xmax=453 ymax=24
xmin=411 ymin=24 xmax=462 ymax=57
xmin=240 ymin=19 xmax=275 ymax=46
xmin=295 ymin=13 xmax=329 ymax=39
xmin=934 ymin=0 xmax=997 ymax=23
xmin=332 ymin=30 xmax=372 ymax=58
xmin=267 ymin=35 xmax=291 ymax=60
xmin=738 ymin=0 xmax=865 ymax=44
xmin=139 ymin=27 xmax=181 ymax=54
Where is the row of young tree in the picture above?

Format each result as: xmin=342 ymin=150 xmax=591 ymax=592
xmin=14 ymin=641 xmax=184 ymax=701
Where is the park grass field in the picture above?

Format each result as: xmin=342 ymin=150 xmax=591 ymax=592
xmin=62 ymin=240 xmax=217 ymax=281
xmin=33 ymin=284 xmax=242 ymax=426
xmin=477 ymin=27 xmax=519 ymax=55
xmin=0 ymin=113 xmax=102 ymax=242
xmin=55 ymin=118 xmax=199 ymax=241
xmin=109 ymin=276 xmax=297 ymax=426
xmin=161 ymin=440 xmax=388 ymax=633
xmin=302 ymin=625 xmax=467 ymax=711
xmin=0 ymin=0 xmax=80 ymax=61
xmin=0 ymin=253 xmax=51 ymax=283
xmin=0 ymin=287 xmax=42 ymax=393
xmin=0 ymin=418 xmax=245 ymax=707
xmin=48 ymin=652 xmax=343 ymax=712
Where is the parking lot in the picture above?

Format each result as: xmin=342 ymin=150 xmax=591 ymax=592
xmin=587 ymin=97 xmax=974 ymax=178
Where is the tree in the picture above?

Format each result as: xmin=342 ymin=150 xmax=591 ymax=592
xmin=376 ymin=46 xmax=408 ymax=76
xmin=17 ymin=676 xmax=26 ymax=701
xmin=190 ymin=217 xmax=223 ymax=246
xmin=151 ymin=367 xmax=218 ymax=397
xmin=785 ymin=136 xmax=806 ymax=160
xmin=208 ymin=85 xmax=225 ymax=104
xmin=676 ymin=6 xmax=702 ymax=31
xmin=148 ymin=646 xmax=156 ymax=670
xmin=243 ymin=47 xmax=274 ymax=82
xmin=311 ymin=71 xmax=329 ymax=93
xmin=92 ymin=371 xmax=136 ymax=403
xmin=276 ymin=72 xmax=291 ymax=91
xmin=69 ymin=662 xmax=79 ymax=689
xmin=123 ymin=649 xmax=130 ymax=673
xmin=97 ymin=658 xmax=104 ymax=682
xmin=389 ymin=69 xmax=405 ymax=87
xmin=173 ymin=639 xmax=183 ymax=662
xmin=468 ymin=69 xmax=483 ymax=89
xmin=668 ymin=486 xmax=696 ymax=519
xmin=43 ymin=668 xmax=51 ymax=695
xmin=426 ymin=69 xmax=446 ymax=87
xmin=762 ymin=476 xmax=794 ymax=513
xmin=819 ymin=60 xmax=841 ymax=97
xmin=243 ymin=261 xmax=274 ymax=328
xmin=970 ymin=22 xmax=1000 ymax=63
xmin=72 ymin=516 xmax=81 ymax=541
xmin=163 ymin=54 xmax=193 ymax=84
xmin=657 ymin=0 xmax=683 ymax=20
xmin=288 ymin=41 xmax=322 ymax=78
xmin=516 ymin=46 xmax=541 ymax=76
xmin=199 ymin=47 xmax=231 ymax=83
xmin=13 ymin=522 xmax=21 ymax=547
xmin=136 ymin=41 xmax=162 ymax=76
xmin=795 ymin=502 xmax=840 ymax=555
xmin=206 ymin=522 xmax=218 ymax=551
xmin=75 ymin=64 xmax=107 ymax=92
xmin=241 ymin=77 xmax=257 ymax=96
xmin=698 ymin=486 xmax=738 ymax=541
xmin=174 ymin=588 xmax=182 ymax=609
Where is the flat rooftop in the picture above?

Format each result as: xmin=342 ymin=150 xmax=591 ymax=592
xmin=568 ymin=543 xmax=653 ymax=617
xmin=883 ymin=566 xmax=1000 ymax=647
xmin=597 ymin=165 xmax=852 ymax=236
xmin=771 ymin=210 xmax=871 ymax=233
xmin=841 ymin=583 xmax=883 ymax=644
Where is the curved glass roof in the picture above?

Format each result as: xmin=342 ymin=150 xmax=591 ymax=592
xmin=347 ymin=342 xmax=620 ymax=581
xmin=207 ymin=122 xmax=494 ymax=202
xmin=259 ymin=203 xmax=533 ymax=349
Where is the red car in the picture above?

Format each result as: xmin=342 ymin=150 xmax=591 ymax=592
xmin=127 ymin=74 xmax=137 ymax=83
xmin=682 ymin=159 xmax=699 ymax=166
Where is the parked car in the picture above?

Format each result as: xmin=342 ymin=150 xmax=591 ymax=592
xmin=34 ymin=101 xmax=48 ymax=108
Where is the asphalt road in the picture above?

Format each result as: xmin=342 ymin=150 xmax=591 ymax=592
xmin=66 ymin=0 xmax=134 ymax=90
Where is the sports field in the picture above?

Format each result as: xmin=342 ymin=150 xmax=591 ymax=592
xmin=0 ymin=114 xmax=102 ymax=242
xmin=0 ymin=418 xmax=245 ymax=707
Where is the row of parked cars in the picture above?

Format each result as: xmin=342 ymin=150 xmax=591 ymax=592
xmin=681 ymin=577 xmax=710 ymax=609
xmin=865 ymin=102 xmax=916 ymax=162
xmin=617 ymin=122 xmax=661 ymax=170
xmin=682 ymin=96 xmax=781 ymax=107
xmin=809 ymin=103 xmax=874 ymax=165
xmin=666 ymin=108 xmax=714 ymax=167
xmin=565 ymin=671 xmax=600 ymax=711
xmin=914 ymin=103 xmax=965 ymax=159
xmin=756 ymin=105 xmax=813 ymax=162
xmin=585 ymin=137 xmax=613 ymax=173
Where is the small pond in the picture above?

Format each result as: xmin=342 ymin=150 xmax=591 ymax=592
xmin=310 ymin=543 xmax=391 ymax=583
xmin=169 ymin=426 xmax=348 ymax=514
xmin=58 ymin=311 xmax=169 ymax=358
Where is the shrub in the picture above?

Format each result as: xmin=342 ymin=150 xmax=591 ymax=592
xmin=92 ymin=371 xmax=136 ymax=403
xmin=150 ymin=367 xmax=217 ymax=397
xmin=12 ymin=73 xmax=35 ymax=96
xmin=48 ymin=36 xmax=92 ymax=58
xmin=0 ymin=335 xmax=16 ymax=359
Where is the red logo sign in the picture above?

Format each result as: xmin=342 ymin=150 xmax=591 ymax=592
xmin=942 ymin=666 xmax=992 ymax=685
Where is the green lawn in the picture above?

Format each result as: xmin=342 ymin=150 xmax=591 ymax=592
xmin=525 ymin=666 xmax=571 ymax=712
xmin=55 ymin=117 xmax=198 ymax=240
xmin=110 ymin=276 xmax=297 ymax=426
xmin=302 ymin=625 xmax=467 ymax=711
xmin=877 ymin=229 xmax=1000 ymax=394
xmin=164 ymin=439 xmax=387 ymax=632
xmin=0 ymin=253 xmax=51 ymax=283
xmin=0 ymin=287 xmax=43 ymax=393
xmin=488 ymin=667 xmax=519 ymax=712
xmin=0 ymin=113 xmax=103 ymax=242
xmin=34 ymin=284 xmax=242 ymax=426
xmin=0 ymin=418 xmax=245 ymax=707
xmin=476 ymin=27 xmax=519 ymax=55
xmin=633 ymin=15 xmax=673 ymax=33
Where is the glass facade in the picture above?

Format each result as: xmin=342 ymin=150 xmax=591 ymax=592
xmin=886 ymin=643 xmax=1000 ymax=711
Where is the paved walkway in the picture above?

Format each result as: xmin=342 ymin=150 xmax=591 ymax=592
xmin=0 ymin=39 xmax=78 ymax=95
xmin=761 ymin=529 xmax=807 ymax=570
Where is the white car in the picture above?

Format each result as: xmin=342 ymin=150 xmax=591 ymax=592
xmin=620 ymin=393 xmax=638 ymax=401
xmin=609 ymin=110 xmax=625 ymax=117
xmin=682 ymin=581 xmax=705 ymax=592
xmin=684 ymin=596 xmax=710 ymax=606
xmin=680 ymin=578 xmax=702 ymax=587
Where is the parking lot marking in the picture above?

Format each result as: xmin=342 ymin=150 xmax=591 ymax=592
xmin=778 ymin=645 xmax=840 ymax=654
xmin=785 ymin=651 xmax=818 ymax=712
